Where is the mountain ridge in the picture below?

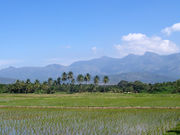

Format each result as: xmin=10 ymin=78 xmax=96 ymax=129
xmin=0 ymin=52 xmax=180 ymax=83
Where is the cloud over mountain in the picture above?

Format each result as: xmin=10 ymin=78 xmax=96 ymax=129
xmin=162 ymin=22 xmax=180 ymax=35
xmin=114 ymin=33 xmax=179 ymax=57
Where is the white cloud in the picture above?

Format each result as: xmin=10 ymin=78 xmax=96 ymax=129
xmin=91 ymin=46 xmax=97 ymax=54
xmin=122 ymin=33 xmax=146 ymax=41
xmin=162 ymin=22 xmax=180 ymax=35
xmin=114 ymin=33 xmax=179 ymax=57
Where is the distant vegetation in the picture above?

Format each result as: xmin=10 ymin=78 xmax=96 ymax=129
xmin=0 ymin=71 xmax=180 ymax=94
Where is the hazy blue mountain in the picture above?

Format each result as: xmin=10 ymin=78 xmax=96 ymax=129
xmin=69 ymin=52 xmax=180 ymax=78
xmin=107 ymin=72 xmax=176 ymax=84
xmin=0 ymin=64 xmax=67 ymax=81
xmin=0 ymin=77 xmax=16 ymax=84
xmin=0 ymin=52 xmax=179 ymax=83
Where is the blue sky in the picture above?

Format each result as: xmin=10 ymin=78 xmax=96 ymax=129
xmin=0 ymin=0 xmax=180 ymax=69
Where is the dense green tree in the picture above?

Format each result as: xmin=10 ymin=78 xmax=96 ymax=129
xmin=26 ymin=83 xmax=34 ymax=93
xmin=118 ymin=80 xmax=129 ymax=92
xmin=34 ymin=79 xmax=41 ymax=93
xmin=133 ymin=81 xmax=145 ymax=93
xmin=25 ymin=79 xmax=31 ymax=93
xmin=0 ymin=84 xmax=7 ymax=93
xmin=41 ymin=81 xmax=49 ymax=93
xmin=174 ymin=79 xmax=180 ymax=93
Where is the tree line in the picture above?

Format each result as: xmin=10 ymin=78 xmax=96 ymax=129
xmin=0 ymin=71 xmax=180 ymax=94
xmin=117 ymin=80 xmax=180 ymax=93
xmin=0 ymin=72 xmax=109 ymax=94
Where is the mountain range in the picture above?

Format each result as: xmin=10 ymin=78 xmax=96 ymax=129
xmin=0 ymin=77 xmax=16 ymax=84
xmin=0 ymin=52 xmax=180 ymax=84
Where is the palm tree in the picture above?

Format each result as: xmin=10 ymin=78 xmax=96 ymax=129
xmin=26 ymin=79 xmax=31 ymax=84
xmin=25 ymin=79 xmax=31 ymax=93
xmin=103 ymin=76 xmax=109 ymax=85
xmin=68 ymin=71 xmax=74 ymax=84
xmin=71 ymin=78 xmax=75 ymax=84
xmin=34 ymin=79 xmax=41 ymax=92
xmin=34 ymin=79 xmax=40 ymax=84
xmin=15 ymin=80 xmax=20 ymax=84
xmin=19 ymin=81 xmax=26 ymax=93
xmin=77 ymin=74 xmax=84 ymax=92
xmin=77 ymin=74 xmax=84 ymax=84
xmin=14 ymin=80 xmax=21 ymax=93
xmin=84 ymin=73 xmax=91 ymax=84
xmin=62 ymin=72 xmax=67 ymax=84
xmin=42 ymin=81 xmax=48 ymax=93
xmin=103 ymin=76 xmax=109 ymax=92
xmin=57 ymin=77 xmax=61 ymax=85
xmin=94 ymin=75 xmax=100 ymax=85
xmin=53 ymin=80 xmax=57 ymax=86
xmin=48 ymin=78 xmax=53 ymax=86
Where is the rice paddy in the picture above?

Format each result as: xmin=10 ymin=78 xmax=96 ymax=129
xmin=0 ymin=93 xmax=179 ymax=134
xmin=0 ymin=108 xmax=179 ymax=135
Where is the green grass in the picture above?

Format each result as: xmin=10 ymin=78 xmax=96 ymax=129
xmin=0 ymin=93 xmax=179 ymax=107
xmin=0 ymin=108 xmax=179 ymax=135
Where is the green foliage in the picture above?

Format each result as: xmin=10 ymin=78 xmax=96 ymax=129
xmin=67 ymin=71 xmax=73 ymax=84
xmin=103 ymin=75 xmax=109 ymax=84
xmin=84 ymin=73 xmax=91 ymax=84
xmin=77 ymin=74 xmax=84 ymax=84
xmin=62 ymin=72 xmax=67 ymax=84
xmin=118 ymin=80 xmax=180 ymax=94
xmin=0 ymin=71 xmax=180 ymax=94
xmin=94 ymin=75 xmax=100 ymax=85
xmin=0 ymin=84 xmax=8 ymax=93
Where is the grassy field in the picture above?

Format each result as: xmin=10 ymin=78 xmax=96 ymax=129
xmin=0 ymin=108 xmax=179 ymax=135
xmin=0 ymin=93 xmax=179 ymax=107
